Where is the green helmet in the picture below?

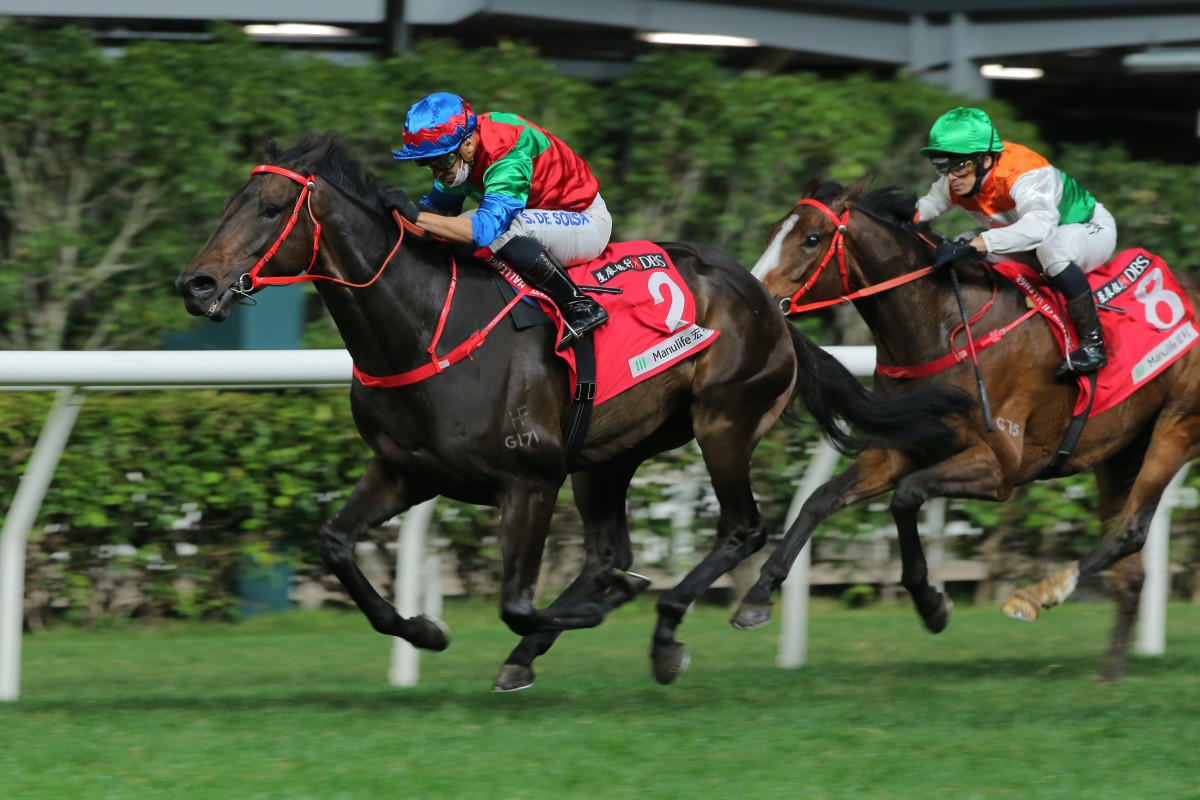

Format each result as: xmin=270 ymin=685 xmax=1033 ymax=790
xmin=920 ymin=107 xmax=1004 ymax=157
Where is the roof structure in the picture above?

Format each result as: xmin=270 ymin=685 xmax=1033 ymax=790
xmin=3 ymin=1 xmax=1199 ymax=160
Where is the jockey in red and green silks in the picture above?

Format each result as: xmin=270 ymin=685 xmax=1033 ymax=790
xmin=419 ymin=112 xmax=608 ymax=263
xmin=387 ymin=92 xmax=610 ymax=351
xmin=916 ymin=106 xmax=1115 ymax=377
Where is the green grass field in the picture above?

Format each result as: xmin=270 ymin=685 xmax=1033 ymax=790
xmin=2 ymin=598 xmax=1199 ymax=800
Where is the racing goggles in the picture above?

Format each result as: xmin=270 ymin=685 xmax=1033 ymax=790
xmin=930 ymin=155 xmax=980 ymax=177
xmin=414 ymin=150 xmax=460 ymax=170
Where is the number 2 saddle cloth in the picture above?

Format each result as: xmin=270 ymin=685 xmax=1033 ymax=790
xmin=501 ymin=240 xmax=722 ymax=405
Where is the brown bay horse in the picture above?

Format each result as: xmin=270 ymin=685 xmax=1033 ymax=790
xmin=176 ymin=134 xmax=968 ymax=689
xmin=734 ymin=178 xmax=1200 ymax=679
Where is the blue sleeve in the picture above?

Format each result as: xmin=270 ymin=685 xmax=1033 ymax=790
xmin=470 ymin=193 xmax=525 ymax=247
xmin=419 ymin=181 xmax=466 ymax=216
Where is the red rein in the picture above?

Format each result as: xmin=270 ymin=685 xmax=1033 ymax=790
xmin=783 ymin=197 xmax=1018 ymax=378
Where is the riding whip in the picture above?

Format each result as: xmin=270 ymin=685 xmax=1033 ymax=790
xmin=948 ymin=265 xmax=995 ymax=433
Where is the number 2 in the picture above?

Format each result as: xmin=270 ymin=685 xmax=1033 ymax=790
xmin=647 ymin=272 xmax=687 ymax=331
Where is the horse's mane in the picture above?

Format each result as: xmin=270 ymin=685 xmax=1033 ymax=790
xmin=854 ymin=186 xmax=920 ymax=229
xmin=809 ymin=179 xmax=937 ymax=243
xmin=274 ymin=131 xmax=385 ymax=212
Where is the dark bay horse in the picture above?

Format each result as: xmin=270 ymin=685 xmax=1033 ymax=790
xmin=176 ymin=134 xmax=968 ymax=689
xmin=735 ymin=178 xmax=1200 ymax=679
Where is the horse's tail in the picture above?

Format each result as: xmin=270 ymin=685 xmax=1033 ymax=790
xmin=786 ymin=326 xmax=974 ymax=457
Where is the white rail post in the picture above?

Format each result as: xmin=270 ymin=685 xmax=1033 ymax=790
xmin=1 ymin=388 xmax=86 ymax=702
xmin=1137 ymin=464 xmax=1190 ymax=656
xmin=389 ymin=498 xmax=437 ymax=687
xmin=777 ymin=438 xmax=841 ymax=669
xmin=923 ymin=497 xmax=948 ymax=595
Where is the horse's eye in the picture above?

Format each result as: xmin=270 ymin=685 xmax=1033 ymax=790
xmin=803 ymin=234 xmax=821 ymax=248
xmin=262 ymin=204 xmax=282 ymax=220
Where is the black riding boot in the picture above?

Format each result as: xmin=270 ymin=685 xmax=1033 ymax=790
xmin=496 ymin=236 xmax=609 ymax=351
xmin=1048 ymin=263 xmax=1107 ymax=378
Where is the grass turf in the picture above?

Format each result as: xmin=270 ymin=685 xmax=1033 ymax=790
xmin=2 ymin=598 xmax=1198 ymax=799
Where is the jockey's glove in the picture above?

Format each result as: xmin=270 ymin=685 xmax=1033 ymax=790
xmin=930 ymin=238 xmax=979 ymax=271
xmin=382 ymin=188 xmax=422 ymax=224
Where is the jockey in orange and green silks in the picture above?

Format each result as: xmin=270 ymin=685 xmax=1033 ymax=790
xmin=388 ymin=92 xmax=611 ymax=351
xmin=915 ymin=106 xmax=1115 ymax=376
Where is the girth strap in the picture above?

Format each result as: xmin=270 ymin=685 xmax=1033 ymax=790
xmin=1039 ymin=372 xmax=1097 ymax=479
xmin=562 ymin=336 xmax=597 ymax=472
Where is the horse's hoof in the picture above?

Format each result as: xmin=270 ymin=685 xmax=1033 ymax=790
xmin=613 ymin=569 xmax=652 ymax=596
xmin=730 ymin=603 xmax=773 ymax=631
xmin=492 ymin=664 xmax=535 ymax=692
xmin=651 ymin=644 xmax=691 ymax=685
xmin=1001 ymin=592 xmax=1040 ymax=623
xmin=922 ymin=597 xmax=953 ymax=634
xmin=411 ymin=614 xmax=451 ymax=651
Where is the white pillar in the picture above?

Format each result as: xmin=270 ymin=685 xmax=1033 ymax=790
xmin=948 ymin=13 xmax=990 ymax=98
xmin=778 ymin=439 xmax=842 ymax=668
xmin=669 ymin=463 xmax=701 ymax=581
xmin=1 ymin=388 xmax=86 ymax=702
xmin=923 ymin=497 xmax=947 ymax=594
xmin=1137 ymin=465 xmax=1190 ymax=656
xmin=423 ymin=553 xmax=443 ymax=619
xmin=388 ymin=498 xmax=437 ymax=687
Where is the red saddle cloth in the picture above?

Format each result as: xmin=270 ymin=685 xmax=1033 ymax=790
xmin=992 ymin=248 xmax=1199 ymax=416
xmin=536 ymin=241 xmax=720 ymax=404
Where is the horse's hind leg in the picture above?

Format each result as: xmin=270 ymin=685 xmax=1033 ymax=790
xmin=1104 ymin=553 xmax=1144 ymax=681
xmin=1001 ymin=424 xmax=1197 ymax=624
xmin=1089 ymin=459 xmax=1144 ymax=681
xmin=650 ymin=391 xmax=794 ymax=684
xmin=494 ymin=460 xmax=648 ymax=692
xmin=320 ymin=457 xmax=448 ymax=650
xmin=1010 ymin=458 xmax=1144 ymax=680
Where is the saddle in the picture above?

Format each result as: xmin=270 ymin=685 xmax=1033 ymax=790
xmin=486 ymin=241 xmax=721 ymax=406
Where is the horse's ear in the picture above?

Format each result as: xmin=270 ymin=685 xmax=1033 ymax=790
xmin=264 ymin=139 xmax=281 ymax=163
xmin=836 ymin=176 xmax=871 ymax=211
xmin=800 ymin=174 xmax=824 ymax=199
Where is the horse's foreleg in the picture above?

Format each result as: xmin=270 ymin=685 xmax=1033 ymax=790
xmin=890 ymin=487 xmax=948 ymax=634
xmin=891 ymin=447 xmax=1010 ymax=633
xmin=495 ymin=479 xmax=618 ymax=637
xmin=494 ymin=464 xmax=645 ymax=692
xmin=320 ymin=458 xmax=448 ymax=650
xmin=733 ymin=451 xmax=903 ymax=630
xmin=1002 ymin=430 xmax=1196 ymax=623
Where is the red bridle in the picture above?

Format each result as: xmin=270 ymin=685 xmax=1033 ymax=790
xmin=778 ymin=198 xmax=934 ymax=315
xmin=236 ymin=163 xmax=529 ymax=389
xmin=237 ymin=164 xmax=402 ymax=293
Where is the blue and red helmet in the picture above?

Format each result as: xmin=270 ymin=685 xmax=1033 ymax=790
xmin=391 ymin=92 xmax=477 ymax=161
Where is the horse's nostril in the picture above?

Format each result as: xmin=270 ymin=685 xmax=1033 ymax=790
xmin=183 ymin=275 xmax=216 ymax=299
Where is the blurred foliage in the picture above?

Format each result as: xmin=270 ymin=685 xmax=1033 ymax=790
xmin=2 ymin=23 xmax=1198 ymax=624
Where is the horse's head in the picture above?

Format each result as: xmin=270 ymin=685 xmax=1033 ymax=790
xmin=751 ymin=177 xmax=928 ymax=314
xmin=177 ymin=132 xmax=386 ymax=321
xmin=750 ymin=177 xmax=865 ymax=312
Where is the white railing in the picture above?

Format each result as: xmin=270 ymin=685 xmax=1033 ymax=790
xmin=0 ymin=348 xmax=1177 ymax=700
